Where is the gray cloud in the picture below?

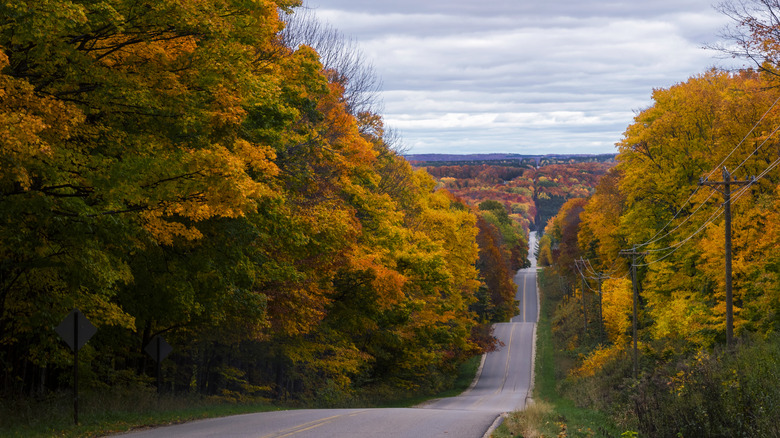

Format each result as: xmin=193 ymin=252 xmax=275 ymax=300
xmin=305 ymin=1 xmax=745 ymax=154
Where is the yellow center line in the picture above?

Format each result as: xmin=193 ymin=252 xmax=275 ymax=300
xmin=496 ymin=324 xmax=515 ymax=395
xmin=522 ymin=272 xmax=527 ymax=322
xmin=258 ymin=411 xmax=368 ymax=438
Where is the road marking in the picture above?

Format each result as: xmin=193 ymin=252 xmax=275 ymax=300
xmin=513 ymin=324 xmax=534 ymax=393
xmin=522 ymin=273 xmax=527 ymax=322
xmin=496 ymin=324 xmax=515 ymax=395
xmin=258 ymin=411 xmax=367 ymax=438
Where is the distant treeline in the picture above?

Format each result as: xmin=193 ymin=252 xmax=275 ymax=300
xmin=408 ymin=154 xmax=617 ymax=168
xmin=423 ymin=162 xmax=614 ymax=233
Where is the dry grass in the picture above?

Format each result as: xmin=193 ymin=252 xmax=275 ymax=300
xmin=496 ymin=400 xmax=553 ymax=438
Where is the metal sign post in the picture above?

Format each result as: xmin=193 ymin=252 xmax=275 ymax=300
xmin=55 ymin=308 xmax=97 ymax=425
xmin=144 ymin=336 xmax=172 ymax=394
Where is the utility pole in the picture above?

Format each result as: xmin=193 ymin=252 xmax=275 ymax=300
xmin=596 ymin=275 xmax=604 ymax=341
xmin=575 ymin=258 xmax=589 ymax=332
xmin=700 ymin=167 xmax=753 ymax=347
xmin=575 ymin=258 xmax=607 ymax=341
xmin=619 ymin=248 xmax=647 ymax=379
xmin=581 ymin=271 xmax=588 ymax=331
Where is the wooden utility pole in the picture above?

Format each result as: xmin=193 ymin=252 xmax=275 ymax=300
xmin=574 ymin=258 xmax=589 ymax=332
xmin=575 ymin=258 xmax=607 ymax=341
xmin=581 ymin=273 xmax=588 ymax=331
xmin=596 ymin=275 xmax=604 ymax=341
xmin=620 ymin=248 xmax=646 ymax=379
xmin=700 ymin=167 xmax=753 ymax=347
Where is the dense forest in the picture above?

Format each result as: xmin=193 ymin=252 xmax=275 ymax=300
xmin=536 ymin=39 xmax=780 ymax=438
xmin=0 ymin=0 xmax=524 ymax=404
xmin=424 ymin=162 xmax=613 ymax=234
xmin=12 ymin=1 xmax=780 ymax=434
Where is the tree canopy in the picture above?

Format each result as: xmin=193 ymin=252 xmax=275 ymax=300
xmin=536 ymin=67 xmax=780 ymax=436
xmin=0 ymin=0 xmax=517 ymax=402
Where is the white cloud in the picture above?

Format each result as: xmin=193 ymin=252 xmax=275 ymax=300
xmin=306 ymin=1 xmax=746 ymax=154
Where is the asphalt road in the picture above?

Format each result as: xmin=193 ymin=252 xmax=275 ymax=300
xmin=115 ymin=233 xmax=539 ymax=438
xmin=114 ymin=409 xmax=501 ymax=438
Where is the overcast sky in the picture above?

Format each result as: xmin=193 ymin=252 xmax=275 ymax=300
xmin=305 ymin=1 xmax=746 ymax=155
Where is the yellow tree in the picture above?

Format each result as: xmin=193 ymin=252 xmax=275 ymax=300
xmin=616 ymin=69 xmax=780 ymax=346
xmin=578 ymin=167 xmax=627 ymax=274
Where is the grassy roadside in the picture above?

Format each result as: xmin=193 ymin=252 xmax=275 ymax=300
xmin=0 ymin=356 xmax=482 ymax=437
xmin=492 ymin=268 xmax=621 ymax=438
xmin=0 ymin=389 xmax=281 ymax=438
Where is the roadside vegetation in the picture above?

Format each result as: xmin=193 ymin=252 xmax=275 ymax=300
xmin=1 ymin=389 xmax=278 ymax=438
xmin=492 ymin=269 xmax=622 ymax=438
xmin=497 ymin=2 xmax=780 ymax=433
xmin=0 ymin=355 xmax=482 ymax=437
xmin=528 ymin=73 xmax=780 ymax=438
xmin=0 ymin=0 xmax=524 ymax=428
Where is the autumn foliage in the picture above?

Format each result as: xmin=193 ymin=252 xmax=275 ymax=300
xmin=537 ymin=69 xmax=780 ymax=435
xmin=0 ymin=1 xmax=513 ymax=403
xmin=426 ymin=161 xmax=612 ymax=234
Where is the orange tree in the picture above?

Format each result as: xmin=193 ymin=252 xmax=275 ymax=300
xmin=1 ymin=0 xmax=510 ymax=401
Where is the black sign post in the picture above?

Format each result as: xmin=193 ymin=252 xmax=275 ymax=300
xmin=144 ymin=336 xmax=172 ymax=394
xmin=55 ymin=308 xmax=97 ymax=425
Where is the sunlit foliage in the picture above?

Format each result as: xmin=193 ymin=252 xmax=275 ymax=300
xmin=0 ymin=0 xmax=512 ymax=401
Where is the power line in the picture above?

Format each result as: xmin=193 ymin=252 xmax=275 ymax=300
xmin=632 ymin=207 xmax=724 ymax=268
xmin=572 ymin=96 xmax=780 ymax=353
xmin=631 ymin=154 xmax=780 ymax=268
xmin=586 ymin=256 xmax=626 ymax=279
xmin=732 ymin=155 xmax=780 ymax=202
xmin=644 ymin=204 xmax=724 ymax=254
xmin=700 ymin=168 xmax=754 ymax=347
xmin=574 ymin=260 xmax=601 ymax=294
xmin=730 ymin=122 xmax=780 ymax=177
xmin=575 ymin=257 xmax=626 ymax=282
xmin=705 ymin=94 xmax=780 ymax=181
xmin=631 ymin=95 xmax=780 ymax=252
xmin=633 ymin=189 xmax=718 ymax=250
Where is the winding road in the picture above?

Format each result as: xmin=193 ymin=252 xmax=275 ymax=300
xmin=116 ymin=233 xmax=539 ymax=438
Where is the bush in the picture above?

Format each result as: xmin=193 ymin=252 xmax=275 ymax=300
xmin=629 ymin=338 xmax=780 ymax=438
xmin=561 ymin=337 xmax=780 ymax=437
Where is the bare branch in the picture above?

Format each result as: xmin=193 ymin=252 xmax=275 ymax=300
xmin=714 ymin=0 xmax=780 ymax=76
xmin=279 ymin=4 xmax=383 ymax=116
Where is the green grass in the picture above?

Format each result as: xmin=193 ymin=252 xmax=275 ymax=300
xmin=493 ymin=269 xmax=621 ymax=438
xmin=0 ymin=389 xmax=281 ymax=438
